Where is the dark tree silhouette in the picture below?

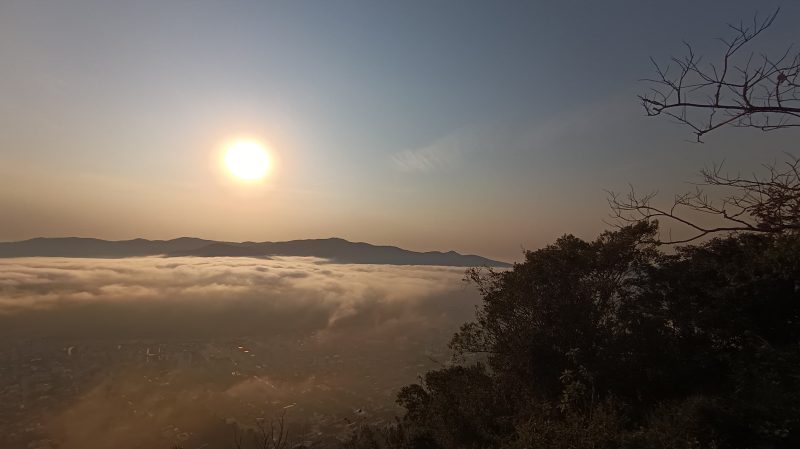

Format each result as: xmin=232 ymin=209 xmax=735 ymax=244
xmin=338 ymin=10 xmax=800 ymax=449
xmin=614 ymin=9 xmax=800 ymax=244
xmin=640 ymin=9 xmax=800 ymax=142
xmin=376 ymin=224 xmax=800 ymax=449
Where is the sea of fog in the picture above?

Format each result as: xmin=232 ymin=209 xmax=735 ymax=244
xmin=0 ymin=257 xmax=481 ymax=449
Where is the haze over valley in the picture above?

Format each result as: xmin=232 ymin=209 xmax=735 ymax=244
xmin=2 ymin=1 xmax=799 ymax=448
xmin=0 ymin=255 xmax=480 ymax=448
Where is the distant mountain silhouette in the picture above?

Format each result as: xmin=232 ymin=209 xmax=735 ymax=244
xmin=0 ymin=237 xmax=511 ymax=267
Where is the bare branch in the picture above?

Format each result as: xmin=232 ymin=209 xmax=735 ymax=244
xmin=640 ymin=9 xmax=800 ymax=141
xmin=608 ymin=155 xmax=800 ymax=244
xmin=231 ymin=413 xmax=290 ymax=449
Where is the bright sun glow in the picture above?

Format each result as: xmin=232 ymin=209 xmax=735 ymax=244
xmin=224 ymin=140 xmax=270 ymax=181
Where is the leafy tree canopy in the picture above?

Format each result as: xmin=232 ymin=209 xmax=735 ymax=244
xmin=347 ymin=223 xmax=800 ymax=449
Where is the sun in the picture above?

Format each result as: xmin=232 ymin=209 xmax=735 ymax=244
xmin=224 ymin=140 xmax=270 ymax=181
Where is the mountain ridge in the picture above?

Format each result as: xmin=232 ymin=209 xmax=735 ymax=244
xmin=0 ymin=237 xmax=511 ymax=267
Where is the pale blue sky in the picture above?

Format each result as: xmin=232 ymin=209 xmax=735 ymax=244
xmin=1 ymin=1 xmax=798 ymax=261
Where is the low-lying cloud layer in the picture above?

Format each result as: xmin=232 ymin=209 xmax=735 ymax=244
xmin=1 ymin=257 xmax=483 ymax=448
xmin=0 ymin=256 xmax=478 ymax=338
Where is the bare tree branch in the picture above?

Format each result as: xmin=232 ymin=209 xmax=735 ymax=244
xmin=230 ymin=413 xmax=289 ymax=449
xmin=608 ymin=155 xmax=800 ymax=244
xmin=640 ymin=9 xmax=800 ymax=141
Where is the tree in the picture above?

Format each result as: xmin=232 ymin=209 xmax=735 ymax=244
xmin=640 ymin=8 xmax=800 ymax=142
xmin=392 ymin=227 xmax=800 ymax=449
xmin=451 ymin=223 xmax=667 ymax=408
xmin=348 ymin=10 xmax=800 ymax=449
xmin=614 ymin=9 xmax=800 ymax=244
xmin=608 ymin=155 xmax=800 ymax=244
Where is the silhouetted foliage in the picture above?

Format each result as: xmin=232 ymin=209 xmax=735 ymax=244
xmin=338 ymin=10 xmax=800 ymax=449
xmin=345 ymin=223 xmax=800 ymax=449
xmin=331 ymin=10 xmax=800 ymax=449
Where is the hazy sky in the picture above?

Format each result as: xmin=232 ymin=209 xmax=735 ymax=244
xmin=1 ymin=1 xmax=798 ymax=261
